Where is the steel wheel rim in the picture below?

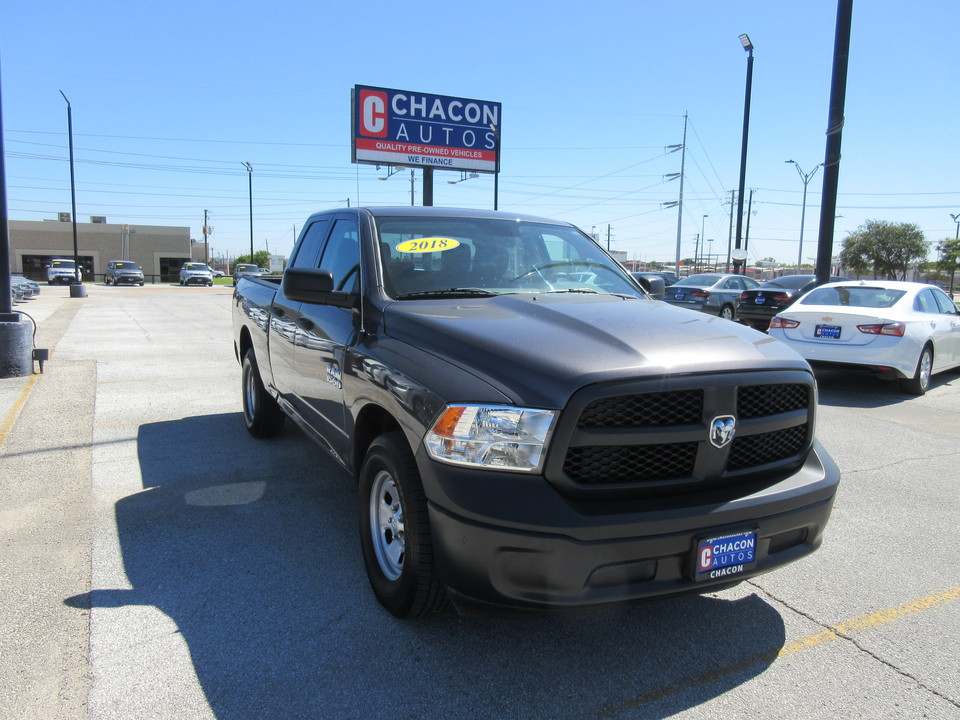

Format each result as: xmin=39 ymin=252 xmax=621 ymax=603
xmin=370 ymin=470 xmax=405 ymax=581
xmin=919 ymin=349 xmax=932 ymax=389
xmin=242 ymin=361 xmax=257 ymax=422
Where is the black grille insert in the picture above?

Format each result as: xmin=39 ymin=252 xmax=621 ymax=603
xmin=564 ymin=443 xmax=697 ymax=484
xmin=737 ymin=383 xmax=808 ymax=418
xmin=728 ymin=424 xmax=808 ymax=471
xmin=578 ymin=389 xmax=703 ymax=428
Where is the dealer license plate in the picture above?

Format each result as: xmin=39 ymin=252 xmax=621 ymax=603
xmin=754 ymin=297 xmax=766 ymax=304
xmin=815 ymin=325 xmax=842 ymax=339
xmin=694 ymin=530 xmax=757 ymax=581
xmin=675 ymin=292 xmax=685 ymax=300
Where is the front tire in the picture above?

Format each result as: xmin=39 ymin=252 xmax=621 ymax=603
xmin=358 ymin=432 xmax=447 ymax=618
xmin=900 ymin=344 xmax=933 ymax=395
xmin=241 ymin=348 xmax=286 ymax=437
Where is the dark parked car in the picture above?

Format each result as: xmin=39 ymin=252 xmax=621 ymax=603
xmin=737 ymin=274 xmax=850 ymax=330
xmin=630 ymin=272 xmax=666 ymax=300
xmin=664 ymin=273 xmax=759 ymax=320
xmin=105 ymin=260 xmax=145 ymax=286
xmin=232 ymin=263 xmax=262 ymax=286
xmin=651 ymin=270 xmax=680 ymax=287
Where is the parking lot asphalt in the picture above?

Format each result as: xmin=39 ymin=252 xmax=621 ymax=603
xmin=1 ymin=282 xmax=959 ymax=720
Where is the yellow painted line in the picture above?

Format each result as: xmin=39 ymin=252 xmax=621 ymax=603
xmin=0 ymin=374 xmax=39 ymax=447
xmin=592 ymin=586 xmax=960 ymax=719
xmin=779 ymin=585 xmax=960 ymax=656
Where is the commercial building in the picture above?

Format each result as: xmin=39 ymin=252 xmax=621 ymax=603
xmin=8 ymin=216 xmax=202 ymax=283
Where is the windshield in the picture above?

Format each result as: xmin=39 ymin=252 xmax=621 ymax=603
xmin=183 ymin=263 xmax=207 ymax=271
xmin=800 ymin=285 xmax=906 ymax=309
xmin=114 ymin=262 xmax=141 ymax=270
xmin=52 ymin=260 xmax=76 ymax=269
xmin=375 ymin=217 xmax=641 ymax=299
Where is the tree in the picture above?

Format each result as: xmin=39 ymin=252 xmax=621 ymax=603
xmin=234 ymin=250 xmax=270 ymax=268
xmin=936 ymin=236 xmax=960 ymax=295
xmin=839 ymin=220 xmax=929 ymax=280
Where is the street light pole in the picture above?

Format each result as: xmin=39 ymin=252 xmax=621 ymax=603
xmin=59 ymin=90 xmax=84 ymax=296
xmin=787 ymin=160 xmax=822 ymax=271
xmin=734 ymin=34 xmax=755 ymax=275
xmin=242 ymin=162 xmax=253 ymax=260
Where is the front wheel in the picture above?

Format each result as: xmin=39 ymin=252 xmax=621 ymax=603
xmin=241 ymin=348 xmax=286 ymax=437
xmin=358 ymin=432 xmax=447 ymax=618
xmin=900 ymin=345 xmax=933 ymax=395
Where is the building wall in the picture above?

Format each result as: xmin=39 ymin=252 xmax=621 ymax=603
xmin=9 ymin=219 xmax=192 ymax=282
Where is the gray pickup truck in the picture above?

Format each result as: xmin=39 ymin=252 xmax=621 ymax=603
xmin=233 ymin=206 xmax=840 ymax=618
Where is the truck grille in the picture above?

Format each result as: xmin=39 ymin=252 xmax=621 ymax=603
xmin=550 ymin=373 xmax=814 ymax=497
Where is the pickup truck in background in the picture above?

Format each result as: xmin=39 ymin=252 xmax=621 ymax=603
xmin=233 ymin=206 xmax=840 ymax=618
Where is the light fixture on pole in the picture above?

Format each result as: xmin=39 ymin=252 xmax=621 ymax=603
xmin=242 ymin=162 xmax=253 ymax=260
xmin=734 ymin=34 xmax=755 ymax=275
xmin=447 ymin=172 xmax=479 ymax=184
xmin=786 ymin=160 xmax=822 ymax=270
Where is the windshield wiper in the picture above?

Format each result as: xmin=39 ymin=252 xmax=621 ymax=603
xmin=396 ymin=287 xmax=500 ymax=300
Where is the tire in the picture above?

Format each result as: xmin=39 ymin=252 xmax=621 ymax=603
xmin=105 ymin=277 xmax=111 ymax=286
xmin=900 ymin=344 xmax=933 ymax=396
xmin=719 ymin=305 xmax=735 ymax=321
xmin=241 ymin=348 xmax=286 ymax=437
xmin=358 ymin=432 xmax=447 ymax=618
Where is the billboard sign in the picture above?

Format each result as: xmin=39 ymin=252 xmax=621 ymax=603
xmin=352 ymin=85 xmax=500 ymax=173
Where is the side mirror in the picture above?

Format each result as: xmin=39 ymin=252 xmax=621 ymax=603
xmin=282 ymin=268 xmax=357 ymax=308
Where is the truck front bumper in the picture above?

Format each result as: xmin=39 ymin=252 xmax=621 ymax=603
xmin=418 ymin=440 xmax=839 ymax=611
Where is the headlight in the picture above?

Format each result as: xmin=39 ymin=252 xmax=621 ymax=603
xmin=424 ymin=404 xmax=556 ymax=472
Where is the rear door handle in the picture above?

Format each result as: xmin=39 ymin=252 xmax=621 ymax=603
xmin=296 ymin=317 xmax=314 ymax=330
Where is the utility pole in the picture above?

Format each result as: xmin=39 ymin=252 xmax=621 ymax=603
xmin=607 ymin=224 xmax=612 ymax=252
xmin=726 ymin=190 xmax=735 ymax=272
xmin=203 ymin=209 xmax=209 ymax=265
xmin=673 ymin=113 xmax=688 ymax=277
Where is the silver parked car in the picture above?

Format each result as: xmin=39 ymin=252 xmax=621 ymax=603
xmin=179 ymin=262 xmax=214 ymax=286
xmin=664 ymin=273 xmax=760 ymax=320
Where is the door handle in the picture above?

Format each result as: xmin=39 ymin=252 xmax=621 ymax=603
xmin=270 ymin=306 xmax=285 ymax=317
xmin=296 ymin=317 xmax=315 ymax=331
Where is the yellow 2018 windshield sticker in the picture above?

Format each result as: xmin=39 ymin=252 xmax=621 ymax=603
xmin=395 ymin=237 xmax=461 ymax=253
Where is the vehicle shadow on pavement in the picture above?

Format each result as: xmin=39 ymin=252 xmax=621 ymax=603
xmin=813 ymin=367 xmax=956 ymax=408
xmin=69 ymin=413 xmax=787 ymax=720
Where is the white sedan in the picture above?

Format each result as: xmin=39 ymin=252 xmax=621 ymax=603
xmin=768 ymin=280 xmax=960 ymax=395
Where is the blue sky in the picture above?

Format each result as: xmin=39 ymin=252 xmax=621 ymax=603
xmin=2 ymin=1 xmax=958 ymax=266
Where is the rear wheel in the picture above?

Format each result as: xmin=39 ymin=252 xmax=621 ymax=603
xmin=719 ymin=304 xmax=735 ymax=321
xmin=900 ymin=344 xmax=933 ymax=395
xmin=358 ymin=432 xmax=447 ymax=618
xmin=241 ymin=348 xmax=286 ymax=437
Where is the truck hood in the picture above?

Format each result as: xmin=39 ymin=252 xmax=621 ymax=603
xmin=382 ymin=293 xmax=810 ymax=408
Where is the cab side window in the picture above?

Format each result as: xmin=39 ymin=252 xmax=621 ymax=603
xmin=290 ymin=219 xmax=331 ymax=270
xmin=319 ymin=218 xmax=361 ymax=292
